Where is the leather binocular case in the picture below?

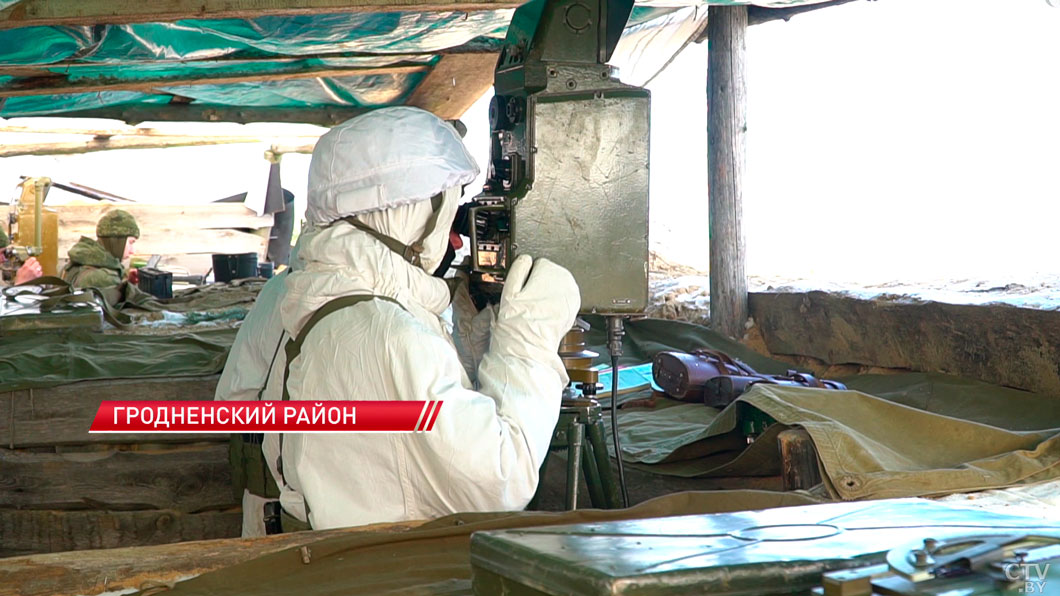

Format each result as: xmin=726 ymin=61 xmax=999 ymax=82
xmin=652 ymin=349 xmax=847 ymax=408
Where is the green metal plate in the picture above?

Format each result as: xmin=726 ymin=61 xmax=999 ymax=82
xmin=513 ymin=92 xmax=650 ymax=314
xmin=470 ymin=499 xmax=1060 ymax=596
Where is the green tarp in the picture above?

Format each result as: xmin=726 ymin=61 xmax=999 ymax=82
xmin=146 ymin=490 xmax=822 ymax=596
xmin=2 ymin=309 xmax=1056 ymax=502
xmin=0 ymin=6 xmax=671 ymax=117
xmin=0 ymin=281 xmax=266 ymax=393
xmin=580 ymin=315 xmax=1060 ymax=501
xmin=0 ymin=1 xmax=837 ymax=118
xmin=0 ymin=327 xmax=236 ymax=394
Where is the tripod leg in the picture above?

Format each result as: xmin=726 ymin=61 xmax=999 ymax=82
xmin=565 ymin=421 xmax=584 ymax=510
xmin=588 ymin=418 xmax=622 ymax=508
xmin=581 ymin=438 xmax=606 ymax=508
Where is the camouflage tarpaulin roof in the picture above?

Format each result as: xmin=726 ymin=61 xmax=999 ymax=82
xmin=0 ymin=0 xmax=841 ymax=122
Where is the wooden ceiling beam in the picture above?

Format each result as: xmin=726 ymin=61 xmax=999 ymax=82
xmin=0 ymin=63 xmax=430 ymax=97
xmin=12 ymin=105 xmax=370 ymax=126
xmin=0 ymin=45 xmax=497 ymax=78
xmin=0 ymin=0 xmax=522 ymax=30
xmin=747 ymin=0 xmax=861 ymax=26
xmin=0 ymin=134 xmax=320 ymax=158
xmin=405 ymin=52 xmax=497 ymax=120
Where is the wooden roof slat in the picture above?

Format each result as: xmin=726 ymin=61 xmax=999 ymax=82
xmin=0 ymin=0 xmax=522 ymax=30
xmin=0 ymin=134 xmax=321 ymax=157
xmin=0 ymin=46 xmax=494 ymax=78
xmin=406 ymin=52 xmax=497 ymax=121
xmin=0 ymin=63 xmax=431 ymax=98
xmin=12 ymin=105 xmax=369 ymax=125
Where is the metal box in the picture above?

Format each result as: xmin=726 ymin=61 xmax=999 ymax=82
xmin=469 ymin=498 xmax=1060 ymax=595
xmin=138 ymin=267 xmax=173 ymax=299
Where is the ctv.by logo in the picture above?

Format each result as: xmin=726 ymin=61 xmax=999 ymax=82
xmin=1003 ymin=558 xmax=1051 ymax=594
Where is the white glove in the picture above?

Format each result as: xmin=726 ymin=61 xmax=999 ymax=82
xmin=451 ymin=275 xmax=496 ymax=384
xmin=489 ymin=255 xmax=580 ymax=382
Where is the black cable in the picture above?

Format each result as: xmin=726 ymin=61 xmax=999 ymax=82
xmin=610 ymin=350 xmax=629 ymax=508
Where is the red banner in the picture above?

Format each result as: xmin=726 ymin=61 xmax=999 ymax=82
xmin=89 ymin=401 xmax=442 ymax=433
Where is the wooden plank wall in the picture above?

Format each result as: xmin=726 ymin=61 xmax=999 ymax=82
xmin=0 ymin=376 xmax=240 ymax=558
xmin=57 ymin=203 xmax=273 ymax=276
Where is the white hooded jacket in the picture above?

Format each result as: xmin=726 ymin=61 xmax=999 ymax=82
xmin=266 ymin=108 xmax=580 ymax=530
xmin=215 ymin=233 xmax=312 ymax=536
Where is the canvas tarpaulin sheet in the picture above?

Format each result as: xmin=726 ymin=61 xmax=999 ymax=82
xmin=0 ymin=280 xmax=270 ymax=392
xmin=0 ymin=326 xmax=236 ymax=394
xmin=0 ymin=1 xmax=837 ymax=118
xmin=140 ymin=490 xmax=821 ymax=596
xmin=107 ymin=279 xmax=266 ymax=313
xmin=0 ymin=6 xmax=673 ymax=118
xmin=2 ymin=305 xmax=1053 ymax=502
xmin=580 ymin=316 xmax=1060 ymax=501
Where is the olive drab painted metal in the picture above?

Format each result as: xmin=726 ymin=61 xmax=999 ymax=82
xmin=468 ymin=0 xmax=650 ymax=315
xmin=469 ymin=499 xmax=1060 ymax=595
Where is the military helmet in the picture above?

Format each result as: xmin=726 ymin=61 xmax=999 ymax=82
xmin=96 ymin=209 xmax=140 ymax=239
xmin=0 ymin=227 xmax=8 ymax=247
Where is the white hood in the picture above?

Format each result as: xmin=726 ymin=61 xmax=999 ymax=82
xmin=280 ymin=218 xmax=453 ymax=341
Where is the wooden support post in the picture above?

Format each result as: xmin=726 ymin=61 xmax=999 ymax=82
xmin=707 ymin=5 xmax=749 ymax=340
xmin=778 ymin=428 xmax=823 ymax=490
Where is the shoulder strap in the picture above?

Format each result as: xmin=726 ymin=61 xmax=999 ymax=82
xmin=273 ymin=292 xmax=406 ymax=527
xmin=281 ymin=294 xmax=405 ymax=401
xmin=337 ymin=192 xmax=444 ymax=268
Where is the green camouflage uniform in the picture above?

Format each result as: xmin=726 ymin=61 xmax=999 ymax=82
xmin=61 ymin=210 xmax=140 ymax=289
xmin=61 ymin=236 xmax=124 ymax=288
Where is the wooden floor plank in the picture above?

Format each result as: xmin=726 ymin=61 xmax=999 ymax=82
xmin=0 ymin=519 xmax=424 ymax=596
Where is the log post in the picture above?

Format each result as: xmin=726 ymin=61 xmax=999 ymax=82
xmin=778 ymin=428 xmax=823 ymax=491
xmin=707 ymin=5 xmax=749 ymax=340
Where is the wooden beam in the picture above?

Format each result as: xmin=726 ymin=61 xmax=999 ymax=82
xmin=0 ymin=135 xmax=320 ymax=158
xmin=13 ymin=105 xmax=369 ymax=126
xmin=58 ymin=203 xmax=273 ymax=231
xmin=270 ymin=141 xmax=317 ymax=155
xmin=406 ymin=53 xmax=497 ymax=120
xmin=0 ymin=64 xmax=429 ymax=98
xmin=778 ymin=428 xmax=823 ymax=490
xmin=0 ymin=0 xmax=523 ymax=29
xmin=707 ymin=5 xmax=749 ymax=341
xmin=0 ymin=47 xmax=493 ymax=78
xmin=0 ymin=124 xmax=325 ymax=138
xmin=0 ymin=509 xmax=242 ymax=558
xmin=0 ymin=136 xmax=309 ymax=157
xmin=0 ymin=444 xmax=236 ymax=512
xmin=0 ymin=519 xmax=425 ymax=596
xmin=61 ymin=227 xmax=268 ymax=258
xmin=747 ymin=0 xmax=860 ymax=26
xmin=0 ymin=377 xmax=222 ymax=448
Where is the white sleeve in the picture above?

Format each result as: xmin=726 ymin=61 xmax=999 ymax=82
xmin=391 ymin=316 xmax=563 ymax=511
xmin=214 ymin=274 xmax=286 ymax=401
